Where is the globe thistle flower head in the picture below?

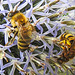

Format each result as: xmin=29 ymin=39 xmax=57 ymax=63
xmin=0 ymin=0 xmax=75 ymax=75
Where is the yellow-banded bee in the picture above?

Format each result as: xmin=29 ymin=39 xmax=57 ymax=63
xmin=55 ymin=33 xmax=75 ymax=64
xmin=59 ymin=33 xmax=75 ymax=49
xmin=5 ymin=1 xmax=36 ymax=52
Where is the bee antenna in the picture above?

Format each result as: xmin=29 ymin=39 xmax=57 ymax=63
xmin=13 ymin=0 xmax=23 ymax=12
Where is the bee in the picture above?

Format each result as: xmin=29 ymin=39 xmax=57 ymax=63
xmin=54 ymin=33 xmax=75 ymax=64
xmin=5 ymin=1 xmax=36 ymax=52
xmin=59 ymin=33 xmax=75 ymax=49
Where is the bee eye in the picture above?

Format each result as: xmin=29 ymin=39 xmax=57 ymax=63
xmin=8 ymin=13 xmax=14 ymax=17
xmin=8 ymin=11 xmax=19 ymax=17
xmin=8 ymin=12 xmax=14 ymax=17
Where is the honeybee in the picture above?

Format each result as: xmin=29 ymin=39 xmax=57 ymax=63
xmin=54 ymin=33 xmax=75 ymax=64
xmin=5 ymin=1 xmax=36 ymax=52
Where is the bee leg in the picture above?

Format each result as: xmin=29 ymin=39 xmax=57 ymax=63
xmin=5 ymin=31 xmax=18 ymax=46
xmin=4 ymin=25 xmax=12 ymax=29
xmin=4 ymin=25 xmax=16 ymax=31
xmin=30 ymin=46 xmax=38 ymax=52
xmin=4 ymin=25 xmax=16 ymax=37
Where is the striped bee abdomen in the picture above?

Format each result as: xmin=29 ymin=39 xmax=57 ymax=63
xmin=18 ymin=37 xmax=31 ymax=52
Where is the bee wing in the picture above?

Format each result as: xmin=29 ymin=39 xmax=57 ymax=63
xmin=19 ymin=25 xmax=35 ymax=43
xmin=5 ymin=31 xmax=18 ymax=46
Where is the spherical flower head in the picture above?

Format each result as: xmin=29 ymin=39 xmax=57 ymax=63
xmin=0 ymin=0 xmax=75 ymax=75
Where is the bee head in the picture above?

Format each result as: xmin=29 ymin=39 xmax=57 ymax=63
xmin=7 ymin=0 xmax=23 ymax=20
xmin=8 ymin=11 xmax=19 ymax=17
xmin=7 ymin=11 xmax=19 ymax=21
